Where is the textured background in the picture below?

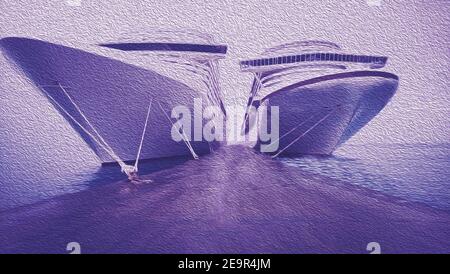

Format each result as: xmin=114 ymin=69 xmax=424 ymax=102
xmin=0 ymin=0 xmax=449 ymax=180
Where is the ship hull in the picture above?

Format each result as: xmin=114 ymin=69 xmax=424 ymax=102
xmin=1 ymin=37 xmax=218 ymax=163
xmin=254 ymin=71 xmax=398 ymax=155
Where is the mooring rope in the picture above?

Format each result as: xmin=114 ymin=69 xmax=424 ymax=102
xmin=56 ymin=83 xmax=122 ymax=163
xmin=272 ymin=106 xmax=339 ymax=158
xmin=157 ymin=101 xmax=199 ymax=159
xmin=41 ymin=83 xmax=201 ymax=174
xmin=242 ymin=72 xmax=264 ymax=133
xmin=40 ymin=85 xmax=127 ymax=168
xmin=263 ymin=112 xmax=319 ymax=151
xmin=134 ymin=99 xmax=153 ymax=171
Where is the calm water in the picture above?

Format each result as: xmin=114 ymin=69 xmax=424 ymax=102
xmin=1 ymin=143 xmax=450 ymax=253
xmin=1 ymin=143 xmax=449 ymax=212
xmin=280 ymin=143 xmax=450 ymax=212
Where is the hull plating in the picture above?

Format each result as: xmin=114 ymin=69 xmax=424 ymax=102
xmin=0 ymin=37 xmax=217 ymax=163
xmin=257 ymin=71 xmax=398 ymax=155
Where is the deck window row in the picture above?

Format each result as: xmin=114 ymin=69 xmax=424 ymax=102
xmin=241 ymin=54 xmax=387 ymax=67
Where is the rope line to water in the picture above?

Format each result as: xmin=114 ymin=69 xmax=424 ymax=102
xmin=57 ymin=83 xmax=121 ymax=164
xmin=40 ymin=86 xmax=127 ymax=168
xmin=242 ymin=72 xmax=263 ymax=133
xmin=134 ymin=99 xmax=153 ymax=170
xmin=272 ymin=107 xmax=339 ymax=158
xmin=263 ymin=112 xmax=318 ymax=151
xmin=157 ymin=101 xmax=199 ymax=159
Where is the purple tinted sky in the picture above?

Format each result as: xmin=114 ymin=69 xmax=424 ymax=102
xmin=0 ymin=0 xmax=449 ymax=152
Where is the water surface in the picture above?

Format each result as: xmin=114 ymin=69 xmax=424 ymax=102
xmin=0 ymin=144 xmax=449 ymax=253
xmin=280 ymin=143 xmax=450 ymax=212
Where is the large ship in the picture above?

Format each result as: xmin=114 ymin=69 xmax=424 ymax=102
xmin=1 ymin=31 xmax=227 ymax=168
xmin=240 ymin=41 xmax=399 ymax=156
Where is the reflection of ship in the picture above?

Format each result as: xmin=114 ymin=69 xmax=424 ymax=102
xmin=0 ymin=31 xmax=227 ymax=165
xmin=240 ymin=41 xmax=399 ymax=156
